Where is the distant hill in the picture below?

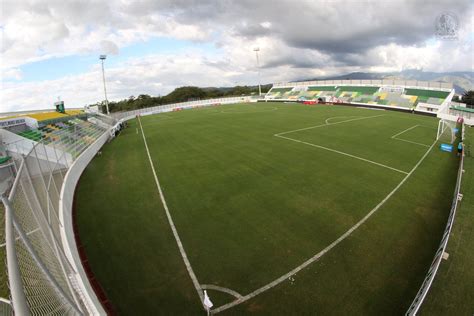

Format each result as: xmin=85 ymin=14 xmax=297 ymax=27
xmin=301 ymin=70 xmax=473 ymax=94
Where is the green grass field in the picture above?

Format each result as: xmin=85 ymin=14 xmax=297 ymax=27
xmin=75 ymin=103 xmax=460 ymax=314
xmin=420 ymin=126 xmax=474 ymax=315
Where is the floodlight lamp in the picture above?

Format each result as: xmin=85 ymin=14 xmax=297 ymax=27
xmin=100 ymin=55 xmax=107 ymax=60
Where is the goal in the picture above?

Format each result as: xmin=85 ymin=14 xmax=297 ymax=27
xmin=436 ymin=119 xmax=458 ymax=144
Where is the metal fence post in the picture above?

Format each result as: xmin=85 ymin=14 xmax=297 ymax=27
xmin=2 ymin=196 xmax=30 ymax=316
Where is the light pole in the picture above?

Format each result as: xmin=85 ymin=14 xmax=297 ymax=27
xmin=99 ymin=55 xmax=110 ymax=115
xmin=253 ymin=47 xmax=262 ymax=96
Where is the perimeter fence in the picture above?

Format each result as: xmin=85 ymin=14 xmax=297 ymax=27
xmin=1 ymin=115 xmax=113 ymax=315
xmin=111 ymin=96 xmax=253 ymax=121
xmin=406 ymin=123 xmax=466 ymax=315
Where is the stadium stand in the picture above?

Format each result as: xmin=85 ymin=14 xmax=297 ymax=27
xmin=0 ymin=110 xmax=84 ymax=125
xmin=437 ymin=100 xmax=474 ymax=126
xmin=264 ymin=79 xmax=454 ymax=114
xmin=265 ymin=87 xmax=293 ymax=100
xmin=447 ymin=106 xmax=474 ymax=124
xmin=14 ymin=118 xmax=106 ymax=158
xmin=24 ymin=109 xmax=84 ymax=122
xmin=0 ymin=109 xmax=109 ymax=159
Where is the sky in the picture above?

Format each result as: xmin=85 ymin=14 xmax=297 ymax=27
xmin=1 ymin=0 xmax=473 ymax=112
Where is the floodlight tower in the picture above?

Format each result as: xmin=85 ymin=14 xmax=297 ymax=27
xmin=99 ymin=55 xmax=110 ymax=115
xmin=253 ymin=47 xmax=262 ymax=96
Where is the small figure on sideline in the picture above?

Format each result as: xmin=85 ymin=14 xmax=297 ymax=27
xmin=457 ymin=141 xmax=463 ymax=157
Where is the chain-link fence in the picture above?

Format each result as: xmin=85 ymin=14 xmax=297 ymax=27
xmin=406 ymin=123 xmax=466 ymax=315
xmin=1 ymin=116 xmax=112 ymax=315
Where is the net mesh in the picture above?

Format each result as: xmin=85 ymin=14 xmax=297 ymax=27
xmin=11 ymin=157 xmax=84 ymax=315
xmin=1 ymin=117 xmax=111 ymax=314
xmin=0 ymin=204 xmax=8 ymax=302
xmin=437 ymin=119 xmax=457 ymax=144
xmin=0 ymin=300 xmax=13 ymax=315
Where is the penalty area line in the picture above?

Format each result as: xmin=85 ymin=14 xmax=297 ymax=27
xmin=137 ymin=116 xmax=205 ymax=307
xmin=392 ymin=137 xmax=430 ymax=148
xmin=275 ymin=135 xmax=409 ymax=175
xmin=391 ymin=125 xmax=419 ymax=139
xmin=275 ymin=114 xmax=385 ymax=137
xmin=324 ymin=116 xmax=360 ymax=125
xmin=212 ymin=138 xmax=437 ymax=314
xmin=391 ymin=125 xmax=431 ymax=147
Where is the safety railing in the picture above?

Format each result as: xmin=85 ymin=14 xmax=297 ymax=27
xmin=406 ymin=123 xmax=466 ymax=315
xmin=1 ymin=116 xmax=112 ymax=315
xmin=110 ymin=96 xmax=252 ymax=121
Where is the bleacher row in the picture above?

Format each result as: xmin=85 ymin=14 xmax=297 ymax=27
xmin=18 ymin=118 xmax=107 ymax=158
xmin=265 ymin=86 xmax=450 ymax=109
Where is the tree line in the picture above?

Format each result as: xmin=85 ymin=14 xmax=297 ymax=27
xmin=90 ymin=85 xmax=271 ymax=113
xmin=453 ymin=91 xmax=474 ymax=108
xmin=89 ymin=85 xmax=473 ymax=113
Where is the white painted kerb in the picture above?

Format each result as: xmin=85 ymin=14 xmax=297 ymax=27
xmin=59 ymin=131 xmax=110 ymax=315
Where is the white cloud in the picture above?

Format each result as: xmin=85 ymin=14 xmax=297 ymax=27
xmin=1 ymin=0 xmax=473 ymax=112
xmin=100 ymin=40 xmax=119 ymax=55
xmin=0 ymin=51 xmax=261 ymax=112
xmin=260 ymin=22 xmax=272 ymax=29
xmin=1 ymin=0 xmax=211 ymax=70
xmin=2 ymin=68 xmax=23 ymax=80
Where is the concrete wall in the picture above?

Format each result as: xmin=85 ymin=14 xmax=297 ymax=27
xmin=59 ymin=131 xmax=110 ymax=315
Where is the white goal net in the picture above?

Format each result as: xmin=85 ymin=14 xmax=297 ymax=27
xmin=436 ymin=119 xmax=458 ymax=144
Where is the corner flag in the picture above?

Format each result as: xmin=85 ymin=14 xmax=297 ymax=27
xmin=203 ymin=290 xmax=213 ymax=312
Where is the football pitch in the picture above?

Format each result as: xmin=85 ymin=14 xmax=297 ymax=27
xmin=75 ymin=102 xmax=459 ymax=314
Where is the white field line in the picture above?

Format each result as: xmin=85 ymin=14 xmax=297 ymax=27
xmin=213 ymin=138 xmax=438 ymax=314
xmin=391 ymin=125 xmax=431 ymax=147
xmin=391 ymin=125 xmax=419 ymax=139
xmin=324 ymin=116 xmax=359 ymax=125
xmin=275 ymin=114 xmax=408 ymax=174
xmin=201 ymin=284 xmax=243 ymax=299
xmin=137 ymin=116 xmax=205 ymax=307
xmin=276 ymin=135 xmax=409 ymax=175
xmin=275 ymin=114 xmax=385 ymax=136
xmin=393 ymin=138 xmax=430 ymax=148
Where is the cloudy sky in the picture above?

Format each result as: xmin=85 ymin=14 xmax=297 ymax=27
xmin=1 ymin=0 xmax=473 ymax=112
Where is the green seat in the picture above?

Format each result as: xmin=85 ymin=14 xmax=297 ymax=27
xmin=0 ymin=156 xmax=11 ymax=164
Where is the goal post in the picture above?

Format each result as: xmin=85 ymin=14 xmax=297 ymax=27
xmin=436 ymin=119 xmax=457 ymax=144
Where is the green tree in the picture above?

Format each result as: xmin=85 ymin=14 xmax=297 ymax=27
xmin=163 ymin=86 xmax=207 ymax=103
xmin=87 ymin=83 xmax=270 ymax=113
xmin=461 ymin=90 xmax=474 ymax=108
